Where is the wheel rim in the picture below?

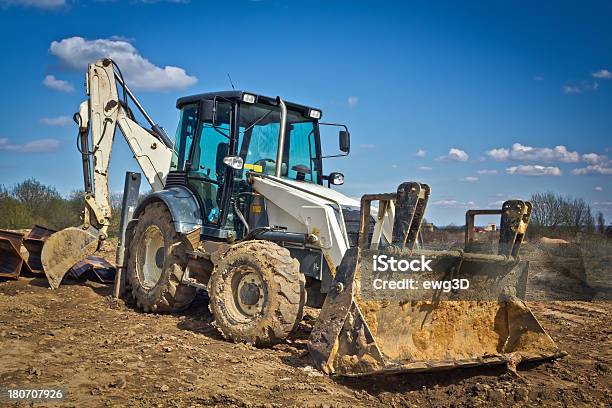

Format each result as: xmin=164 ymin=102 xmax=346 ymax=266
xmin=139 ymin=225 xmax=165 ymax=289
xmin=231 ymin=266 xmax=266 ymax=319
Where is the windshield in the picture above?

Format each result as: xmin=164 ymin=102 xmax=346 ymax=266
xmin=236 ymin=103 xmax=320 ymax=184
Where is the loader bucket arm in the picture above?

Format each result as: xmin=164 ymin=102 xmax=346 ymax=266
xmin=309 ymin=183 xmax=562 ymax=376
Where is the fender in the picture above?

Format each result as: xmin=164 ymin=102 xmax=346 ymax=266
xmin=133 ymin=186 xmax=202 ymax=234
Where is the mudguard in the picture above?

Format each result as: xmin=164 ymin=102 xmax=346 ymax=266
xmin=133 ymin=186 xmax=202 ymax=234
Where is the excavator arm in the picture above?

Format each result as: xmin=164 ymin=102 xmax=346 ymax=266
xmin=78 ymin=58 xmax=173 ymax=236
xmin=41 ymin=58 xmax=175 ymax=288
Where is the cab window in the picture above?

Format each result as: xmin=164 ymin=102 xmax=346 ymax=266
xmin=188 ymin=102 xmax=232 ymax=225
xmin=172 ymin=104 xmax=198 ymax=171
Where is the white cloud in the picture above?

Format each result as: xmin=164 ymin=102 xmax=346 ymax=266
xmin=432 ymin=200 xmax=475 ymax=208
xmin=40 ymin=115 xmax=71 ymax=126
xmin=460 ymin=176 xmax=479 ymax=182
xmin=592 ymin=69 xmax=612 ymax=79
xmin=0 ymin=0 xmax=65 ymax=8
xmin=42 ymin=75 xmax=74 ymax=92
xmin=595 ymin=186 xmax=603 ymax=191
xmin=390 ymin=164 xmax=397 ymax=169
xmin=563 ymin=85 xmax=582 ymax=94
xmin=582 ymin=153 xmax=608 ymax=165
xmin=49 ymin=36 xmax=197 ymax=91
xmin=486 ymin=143 xmax=579 ymax=163
xmin=486 ymin=147 xmax=510 ymax=160
xmin=571 ymin=164 xmax=612 ymax=176
xmin=563 ymin=80 xmax=599 ymax=95
xmin=415 ymin=149 xmax=426 ymax=157
xmin=441 ymin=148 xmax=469 ymax=162
xmin=0 ymin=138 xmax=60 ymax=153
xmin=477 ymin=169 xmax=497 ymax=175
xmin=417 ymin=166 xmax=432 ymax=171
xmin=489 ymin=200 xmax=506 ymax=206
xmin=347 ymin=96 xmax=359 ymax=106
xmin=506 ymin=165 xmax=562 ymax=176
xmin=594 ymin=201 xmax=612 ymax=207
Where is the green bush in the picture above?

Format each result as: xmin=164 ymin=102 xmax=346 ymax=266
xmin=0 ymin=179 xmax=89 ymax=232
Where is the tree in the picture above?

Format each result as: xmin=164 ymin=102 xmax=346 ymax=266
xmin=0 ymin=195 xmax=35 ymax=229
xmin=597 ymin=212 xmax=606 ymax=234
xmin=12 ymin=178 xmax=61 ymax=215
xmin=529 ymin=192 xmax=595 ymax=237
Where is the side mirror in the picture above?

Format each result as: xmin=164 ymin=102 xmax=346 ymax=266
xmin=339 ymin=130 xmax=350 ymax=153
xmin=199 ymin=99 xmax=216 ymax=122
xmin=328 ymin=172 xmax=344 ymax=186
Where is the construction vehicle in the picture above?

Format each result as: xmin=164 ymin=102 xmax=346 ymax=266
xmin=39 ymin=58 xmax=562 ymax=376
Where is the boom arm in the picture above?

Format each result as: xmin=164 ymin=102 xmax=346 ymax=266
xmin=76 ymin=58 xmax=174 ymax=237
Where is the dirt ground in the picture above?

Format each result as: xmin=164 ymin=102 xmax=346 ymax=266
xmin=0 ymin=240 xmax=611 ymax=407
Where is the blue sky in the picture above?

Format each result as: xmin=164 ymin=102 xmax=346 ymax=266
xmin=0 ymin=0 xmax=610 ymax=224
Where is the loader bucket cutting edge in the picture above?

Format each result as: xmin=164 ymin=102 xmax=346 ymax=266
xmin=308 ymin=247 xmax=562 ymax=376
xmin=40 ymin=227 xmax=99 ymax=289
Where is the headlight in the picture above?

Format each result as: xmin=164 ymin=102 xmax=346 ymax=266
xmin=329 ymin=172 xmax=344 ymax=185
xmin=242 ymin=93 xmax=256 ymax=104
xmin=308 ymin=109 xmax=322 ymax=119
xmin=223 ymin=155 xmax=244 ymax=170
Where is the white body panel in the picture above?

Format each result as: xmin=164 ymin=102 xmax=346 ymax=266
xmin=251 ymin=176 xmax=396 ymax=268
xmin=252 ymin=176 xmax=350 ymax=268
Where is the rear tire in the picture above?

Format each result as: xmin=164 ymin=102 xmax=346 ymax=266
xmin=209 ymin=240 xmax=305 ymax=346
xmin=126 ymin=202 xmax=196 ymax=312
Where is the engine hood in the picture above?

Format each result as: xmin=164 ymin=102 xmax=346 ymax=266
xmin=273 ymin=177 xmax=360 ymax=208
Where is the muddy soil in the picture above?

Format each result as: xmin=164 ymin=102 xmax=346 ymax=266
xmin=0 ymin=241 xmax=610 ymax=407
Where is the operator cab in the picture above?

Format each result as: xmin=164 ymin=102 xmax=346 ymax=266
xmin=169 ymin=91 xmax=349 ymax=239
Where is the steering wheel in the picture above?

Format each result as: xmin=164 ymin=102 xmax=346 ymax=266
xmin=254 ymin=158 xmax=281 ymax=176
xmin=254 ymin=158 xmax=276 ymax=166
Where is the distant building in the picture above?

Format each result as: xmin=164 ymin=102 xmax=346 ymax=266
xmin=422 ymin=222 xmax=434 ymax=232
xmin=485 ymin=223 xmax=497 ymax=232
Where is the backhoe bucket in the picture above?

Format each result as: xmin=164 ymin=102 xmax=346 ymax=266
xmin=40 ymin=227 xmax=99 ymax=289
xmin=309 ymin=184 xmax=562 ymax=376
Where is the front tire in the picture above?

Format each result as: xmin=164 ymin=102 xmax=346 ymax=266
xmin=126 ymin=202 xmax=196 ymax=312
xmin=208 ymin=240 xmax=305 ymax=346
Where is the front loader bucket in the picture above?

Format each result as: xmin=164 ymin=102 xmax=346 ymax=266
xmin=41 ymin=227 xmax=99 ymax=289
xmin=309 ymin=247 xmax=562 ymax=376
xmin=310 ymin=186 xmax=561 ymax=376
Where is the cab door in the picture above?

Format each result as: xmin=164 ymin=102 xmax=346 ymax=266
xmin=187 ymin=101 xmax=234 ymax=226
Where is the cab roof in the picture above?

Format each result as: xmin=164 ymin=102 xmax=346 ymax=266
xmin=176 ymin=90 xmax=321 ymax=118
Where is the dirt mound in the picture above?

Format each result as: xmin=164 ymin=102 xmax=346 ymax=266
xmin=0 ymin=273 xmax=610 ymax=406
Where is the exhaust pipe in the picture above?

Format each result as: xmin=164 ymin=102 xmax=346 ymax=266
xmin=275 ymin=97 xmax=287 ymax=178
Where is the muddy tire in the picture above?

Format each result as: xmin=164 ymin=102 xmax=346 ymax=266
xmin=209 ymin=240 xmax=305 ymax=346
xmin=126 ymin=201 xmax=196 ymax=312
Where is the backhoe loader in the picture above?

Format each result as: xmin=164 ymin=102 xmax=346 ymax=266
xmin=38 ymin=58 xmax=562 ymax=376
